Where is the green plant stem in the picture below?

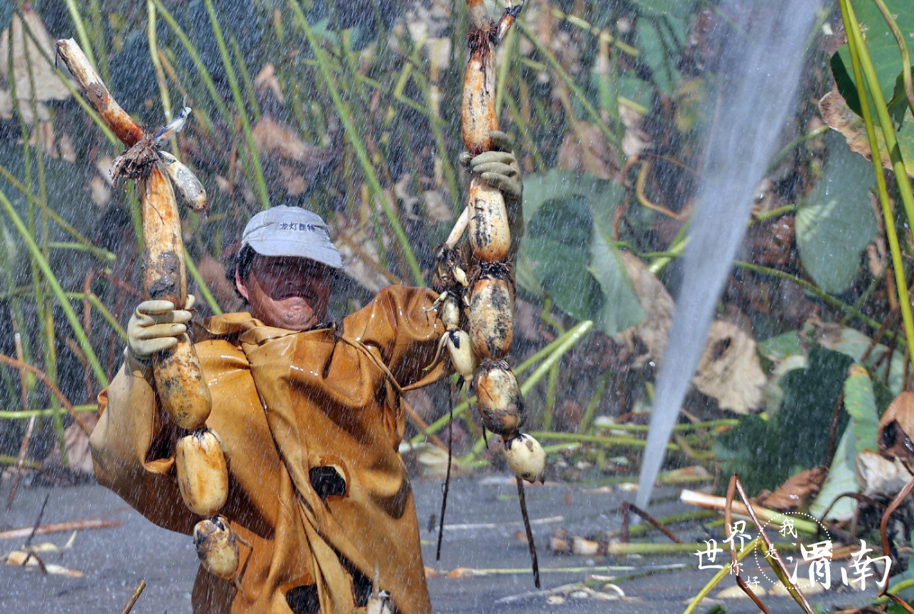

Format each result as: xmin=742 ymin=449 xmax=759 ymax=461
xmin=64 ymin=0 xmax=98 ymax=73
xmin=606 ymin=541 xmax=782 ymax=556
xmin=19 ymin=33 xmax=67 ymax=464
xmin=736 ymin=260 xmax=895 ymax=343
xmin=184 ymin=250 xmax=222 ymax=315
xmin=683 ymin=537 xmax=760 ymax=614
xmin=545 ymin=6 xmax=639 ymax=57
xmin=0 ymin=404 xmax=97 ymax=420
xmin=289 ymin=1 xmax=425 ymax=286
xmin=874 ymin=578 xmax=914 ymax=605
xmin=530 ymin=431 xmax=681 ymax=452
xmin=147 ymin=0 xmax=180 ymax=156
xmin=751 ymin=204 xmax=797 ymax=225
xmin=871 ymin=0 xmax=914 ymax=119
xmin=0 ymin=163 xmax=114 ymax=262
xmin=598 ymin=419 xmax=739 ymax=433
xmin=610 ymin=510 xmax=717 ymax=539
xmin=579 ymin=370 xmax=611 ymax=433
xmin=540 ymin=302 xmax=565 ymax=431
xmin=648 ymin=221 xmax=690 ymax=275
xmin=151 ymin=0 xmax=233 ymax=126
xmin=48 ymin=242 xmax=115 ymax=261
xmin=843 ymin=272 xmax=883 ymax=325
xmin=516 ymin=19 xmax=621 ymax=156
xmin=0 ymin=455 xmax=41 ymax=469
xmin=505 ymin=93 xmax=547 ymax=172
xmin=839 ymin=0 xmax=914 ymax=355
xmin=63 ymin=292 xmax=127 ymax=341
xmin=202 ymin=0 xmax=270 ymax=211
xmin=417 ymin=321 xmax=595 ymax=444
xmin=767 ymin=125 xmax=829 ymax=172
xmin=0 ymin=188 xmax=108 ymax=387
xmin=86 ymin=0 xmax=110 ymax=83
xmin=230 ymin=34 xmax=262 ymax=122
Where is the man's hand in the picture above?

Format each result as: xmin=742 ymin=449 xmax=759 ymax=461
xmin=460 ymin=131 xmax=524 ymax=257
xmin=460 ymin=131 xmax=522 ymax=205
xmin=127 ymin=295 xmax=196 ymax=361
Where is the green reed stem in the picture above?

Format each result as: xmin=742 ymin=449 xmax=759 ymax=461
xmin=516 ymin=19 xmax=621 ymax=154
xmin=0 ymin=163 xmax=113 ymax=262
xmin=871 ymin=0 xmax=914 ymax=119
xmin=737 ymin=260 xmax=896 ymax=344
xmin=683 ymin=538 xmax=760 ymax=614
xmin=289 ymin=1 xmax=425 ymax=285
xmin=531 ymin=431 xmax=681 ymax=452
xmin=0 ymin=455 xmax=41 ymax=469
xmin=86 ymin=0 xmax=110 ymax=83
xmin=148 ymin=0 xmax=179 ymax=155
xmin=579 ymin=369 xmax=611 ymax=433
xmin=185 ymin=249 xmax=223 ymax=315
xmin=230 ymin=34 xmax=262 ymax=122
xmin=0 ymin=187 xmax=108 ymax=387
xmin=416 ymin=321 xmax=595 ymax=443
xmin=64 ymin=0 xmax=98 ymax=73
xmin=202 ymin=0 xmax=270 ymax=211
xmin=63 ymin=292 xmax=127 ymax=341
xmin=0 ymin=404 xmax=98 ymax=420
xmin=841 ymin=0 xmax=914 ymax=360
xmin=17 ymin=33 xmax=67 ymax=462
xmin=151 ymin=0 xmax=233 ymax=127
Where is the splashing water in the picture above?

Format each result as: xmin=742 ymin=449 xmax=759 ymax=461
xmin=636 ymin=0 xmax=822 ymax=509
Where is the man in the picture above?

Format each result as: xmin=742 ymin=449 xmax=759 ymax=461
xmin=89 ymin=133 xmax=523 ymax=614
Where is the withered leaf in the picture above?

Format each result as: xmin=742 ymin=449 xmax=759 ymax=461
xmin=878 ymin=391 xmax=914 ymax=463
xmin=0 ymin=7 xmax=72 ymax=105
xmin=692 ymin=320 xmax=766 ymax=415
xmin=819 ymin=86 xmax=914 ymax=178
xmin=755 ymin=466 xmax=827 ymax=512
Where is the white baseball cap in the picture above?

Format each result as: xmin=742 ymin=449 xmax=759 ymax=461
xmin=241 ymin=206 xmax=343 ymax=269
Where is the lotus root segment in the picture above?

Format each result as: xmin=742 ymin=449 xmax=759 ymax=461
xmin=159 ymin=152 xmax=208 ymax=213
xmin=176 ymin=429 xmax=229 ymax=517
xmin=194 ymin=516 xmax=240 ymax=579
xmin=446 ymin=330 xmax=478 ymax=382
xmin=475 ymin=359 xmax=525 ymax=436
xmin=468 ymin=177 xmax=510 ymax=262
xmin=366 ymin=590 xmax=395 ymax=614
xmin=142 ymin=168 xmax=212 ymax=429
xmin=504 ymin=432 xmax=546 ymax=484
xmin=462 ymin=25 xmax=497 ymax=155
xmin=469 ymin=271 xmax=513 ymax=360
xmin=441 ymin=293 xmax=461 ymax=331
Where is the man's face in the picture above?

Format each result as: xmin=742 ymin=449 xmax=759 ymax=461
xmin=235 ymin=254 xmax=334 ymax=331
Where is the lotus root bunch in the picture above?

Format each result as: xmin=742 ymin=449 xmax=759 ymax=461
xmin=150 ymin=157 xmax=241 ymax=583
xmin=438 ymin=0 xmax=544 ymax=485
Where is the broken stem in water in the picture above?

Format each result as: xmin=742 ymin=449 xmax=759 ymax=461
xmin=436 ymin=388 xmax=455 ymax=561
xmin=119 ymin=580 xmax=147 ymax=614
xmin=516 ymin=476 xmax=541 ymax=589
xmin=879 ymin=476 xmax=914 ymax=612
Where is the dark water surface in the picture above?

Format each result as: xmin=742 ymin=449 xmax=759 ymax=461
xmin=0 ymin=478 xmax=876 ymax=613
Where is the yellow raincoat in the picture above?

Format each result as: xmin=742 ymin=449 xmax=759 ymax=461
xmin=90 ymin=286 xmax=447 ymax=613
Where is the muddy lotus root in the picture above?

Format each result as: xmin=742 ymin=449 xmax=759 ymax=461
xmin=176 ymin=429 xmax=229 ymax=517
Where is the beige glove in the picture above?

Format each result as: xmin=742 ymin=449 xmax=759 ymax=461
xmin=460 ymin=130 xmax=523 ymax=206
xmin=460 ymin=130 xmax=524 ymax=257
xmin=127 ymin=295 xmax=196 ymax=361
